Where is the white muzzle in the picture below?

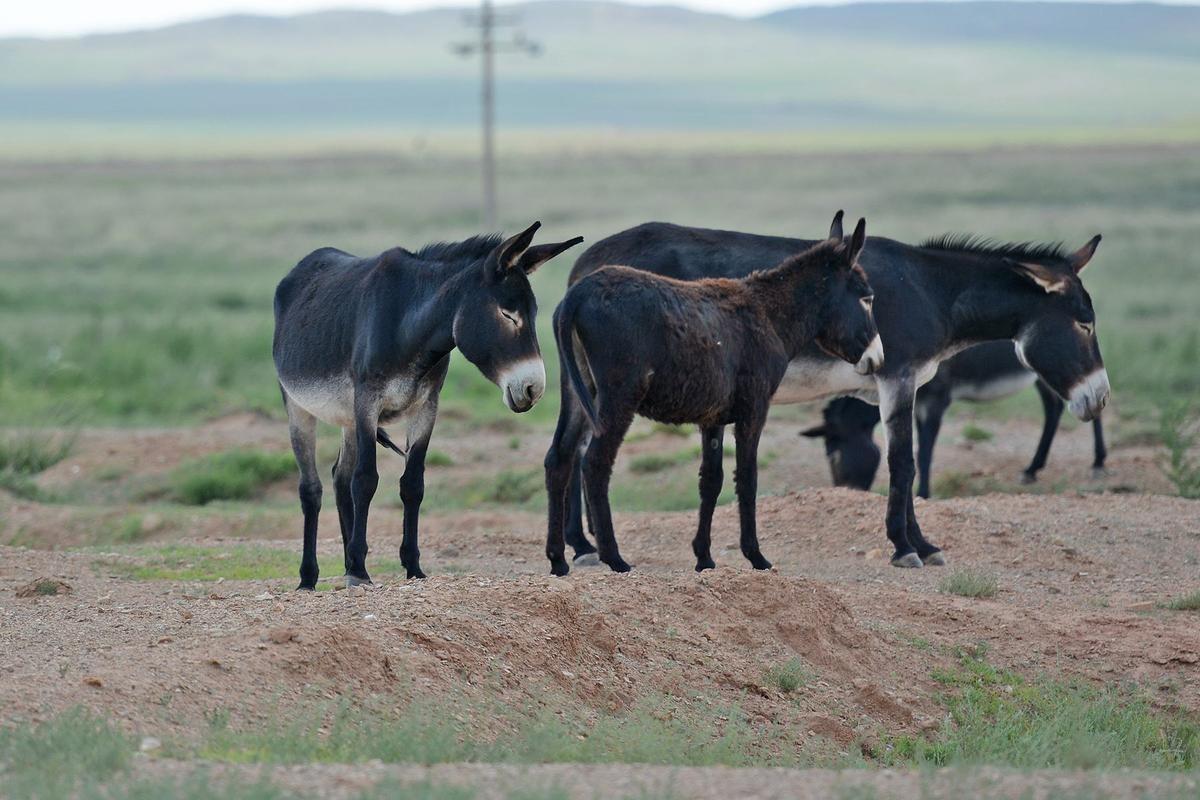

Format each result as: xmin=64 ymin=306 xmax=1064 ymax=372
xmin=1068 ymin=368 xmax=1110 ymax=421
xmin=855 ymin=334 xmax=885 ymax=376
xmin=499 ymin=357 xmax=546 ymax=413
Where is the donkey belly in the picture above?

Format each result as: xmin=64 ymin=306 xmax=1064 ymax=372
xmin=280 ymin=375 xmax=356 ymax=427
xmin=951 ymin=371 xmax=1036 ymax=403
xmin=773 ymin=357 xmax=875 ymax=405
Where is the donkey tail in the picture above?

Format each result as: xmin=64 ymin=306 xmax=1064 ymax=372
xmin=376 ymin=428 xmax=407 ymax=457
xmin=553 ymin=291 xmax=599 ymax=430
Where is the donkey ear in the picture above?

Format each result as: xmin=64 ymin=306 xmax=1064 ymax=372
xmin=515 ymin=236 xmax=584 ymax=275
xmin=1009 ymin=260 xmax=1070 ymax=294
xmin=800 ymin=424 xmax=828 ymax=438
xmin=490 ymin=221 xmax=542 ymax=276
xmin=828 ymin=209 xmax=845 ymax=241
xmin=846 ymin=217 xmax=867 ymax=265
xmin=1068 ymin=234 xmax=1101 ymax=275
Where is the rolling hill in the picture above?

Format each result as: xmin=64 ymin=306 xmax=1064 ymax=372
xmin=1 ymin=1 xmax=1197 ymax=137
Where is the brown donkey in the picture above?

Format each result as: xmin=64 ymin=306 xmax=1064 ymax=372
xmin=544 ymin=218 xmax=881 ymax=576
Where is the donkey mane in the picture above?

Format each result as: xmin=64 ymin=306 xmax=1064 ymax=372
xmin=747 ymin=238 xmax=844 ymax=283
xmin=413 ymin=233 xmax=504 ymax=264
xmin=920 ymin=234 xmax=1067 ymax=264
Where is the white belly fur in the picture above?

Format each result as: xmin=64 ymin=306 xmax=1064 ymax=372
xmin=281 ymin=374 xmax=427 ymax=429
xmin=952 ymin=371 xmax=1036 ymax=403
xmin=773 ymin=358 xmax=877 ymax=405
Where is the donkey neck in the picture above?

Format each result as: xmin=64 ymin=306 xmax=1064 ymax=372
xmin=746 ymin=266 xmax=823 ymax=357
xmin=935 ymin=256 xmax=1041 ymax=348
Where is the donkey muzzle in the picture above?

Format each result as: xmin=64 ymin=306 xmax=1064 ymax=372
xmin=499 ymin=358 xmax=546 ymax=413
xmin=854 ymin=334 xmax=885 ymax=376
xmin=1067 ymin=368 xmax=1110 ymax=421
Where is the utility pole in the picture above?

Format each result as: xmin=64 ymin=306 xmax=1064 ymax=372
xmin=453 ymin=0 xmax=541 ymax=230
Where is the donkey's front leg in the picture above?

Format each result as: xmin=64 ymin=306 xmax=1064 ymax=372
xmin=693 ymin=425 xmax=725 ymax=572
xmin=877 ymin=376 xmax=923 ymax=568
xmin=346 ymin=397 xmax=381 ymax=585
xmin=733 ymin=413 xmax=771 ymax=571
xmin=399 ymin=405 xmax=437 ymax=580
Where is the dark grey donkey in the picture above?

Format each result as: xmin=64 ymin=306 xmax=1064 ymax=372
xmin=273 ymin=222 xmax=582 ymax=589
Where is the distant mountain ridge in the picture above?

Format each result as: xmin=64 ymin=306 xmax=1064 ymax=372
xmin=1 ymin=1 xmax=1197 ymax=135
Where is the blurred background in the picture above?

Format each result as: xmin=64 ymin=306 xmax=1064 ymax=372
xmin=1 ymin=0 xmax=1198 ymax=523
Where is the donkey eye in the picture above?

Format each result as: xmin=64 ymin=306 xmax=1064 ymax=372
xmin=1076 ymin=320 xmax=1095 ymax=337
xmin=501 ymin=310 xmax=519 ymax=326
xmin=860 ymin=296 xmax=874 ymax=310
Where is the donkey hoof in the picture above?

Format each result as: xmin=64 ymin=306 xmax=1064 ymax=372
xmin=695 ymin=557 xmax=716 ymax=572
xmin=891 ymin=552 xmax=924 ymax=569
xmin=922 ymin=551 xmax=947 ymax=567
xmin=345 ymin=574 xmax=373 ymax=587
xmin=572 ymin=552 xmax=601 ymax=567
xmin=1091 ymin=466 xmax=1109 ymax=480
xmin=748 ymin=554 xmax=773 ymax=571
xmin=1020 ymin=471 xmax=1038 ymax=485
xmin=296 ymin=582 xmax=317 ymax=592
xmin=604 ymin=557 xmax=633 ymax=574
xmin=406 ymin=568 xmax=427 ymax=580
xmin=549 ymin=559 xmax=571 ymax=577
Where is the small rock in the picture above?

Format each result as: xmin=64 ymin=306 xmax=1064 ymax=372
xmin=267 ymin=627 xmax=299 ymax=644
xmin=864 ymin=548 xmax=883 ymax=561
xmin=255 ymin=592 xmax=274 ymax=601
xmin=83 ymin=676 xmax=103 ymax=688
xmin=363 ymin=613 xmax=377 ymax=622
xmin=139 ymin=737 xmax=162 ymax=753
xmin=347 ymin=585 xmax=366 ymax=598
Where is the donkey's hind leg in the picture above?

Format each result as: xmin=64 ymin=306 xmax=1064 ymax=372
xmin=331 ymin=428 xmax=357 ymax=576
xmin=544 ymin=387 xmax=590 ymax=576
xmin=581 ymin=401 xmax=638 ymax=574
xmin=693 ymin=425 xmax=725 ymax=572
xmin=285 ymin=399 xmax=322 ymax=591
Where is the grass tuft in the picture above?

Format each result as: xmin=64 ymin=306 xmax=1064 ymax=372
xmin=764 ymin=657 xmax=812 ymax=694
xmin=164 ymin=450 xmax=296 ymax=505
xmin=1159 ymin=402 xmax=1200 ymax=499
xmin=96 ymin=543 xmax=404 ymax=583
xmin=0 ymin=707 xmax=132 ymax=800
xmin=961 ymin=424 xmax=994 ymax=443
xmin=939 ymin=570 xmax=999 ymax=599
xmin=1161 ymin=591 xmax=1200 ymax=611
xmin=888 ymin=653 xmax=1200 ymax=771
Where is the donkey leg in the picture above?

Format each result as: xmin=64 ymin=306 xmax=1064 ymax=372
xmin=1023 ymin=380 xmax=1064 ymax=483
xmin=915 ymin=386 xmax=949 ymax=500
xmin=878 ymin=377 xmax=922 ymax=568
xmin=906 ymin=492 xmax=945 ymax=565
xmin=332 ymin=428 xmax=357 ymax=576
xmin=345 ymin=395 xmax=381 ymax=586
xmin=1091 ymin=416 xmax=1108 ymax=477
xmin=693 ymin=425 xmax=725 ymax=572
xmin=582 ymin=406 xmax=637 ymax=574
xmin=564 ymin=459 xmax=598 ymax=562
xmin=733 ymin=414 xmax=771 ymax=571
xmin=545 ymin=393 xmax=588 ymax=577
xmin=399 ymin=400 xmax=437 ymax=580
xmin=286 ymin=401 xmax=322 ymax=591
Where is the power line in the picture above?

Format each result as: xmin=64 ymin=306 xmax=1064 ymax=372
xmin=452 ymin=0 xmax=541 ymax=230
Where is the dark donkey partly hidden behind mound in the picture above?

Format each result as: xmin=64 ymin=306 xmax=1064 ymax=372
xmin=803 ymin=341 xmax=1107 ymax=498
xmin=274 ymin=222 xmax=582 ymax=589
xmin=563 ymin=213 xmax=1110 ymax=569
xmin=545 ymin=218 xmax=882 ymax=575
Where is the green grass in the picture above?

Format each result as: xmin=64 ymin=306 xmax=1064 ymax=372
xmin=884 ymin=652 xmax=1200 ymax=771
xmin=939 ymin=570 xmax=999 ymax=599
xmin=161 ymin=450 xmax=296 ymax=505
xmin=94 ymin=543 xmax=404 ymax=583
xmin=0 ymin=707 xmax=132 ymax=800
xmin=1161 ymin=591 xmax=1200 ymax=611
xmin=764 ymin=658 xmax=813 ymax=694
xmin=1159 ymin=402 xmax=1200 ymax=500
xmin=197 ymin=695 xmax=800 ymax=769
xmin=0 ymin=145 xmax=1196 ymax=430
xmin=425 ymin=450 xmax=455 ymax=468
xmin=0 ymin=429 xmax=74 ymax=500
xmin=960 ymin=424 xmax=994 ymax=443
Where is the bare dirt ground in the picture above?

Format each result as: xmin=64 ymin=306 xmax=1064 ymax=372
xmin=2 ymin=412 xmax=1197 ymax=798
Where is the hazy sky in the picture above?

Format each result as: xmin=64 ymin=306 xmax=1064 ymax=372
xmin=6 ymin=0 xmax=1197 ymax=37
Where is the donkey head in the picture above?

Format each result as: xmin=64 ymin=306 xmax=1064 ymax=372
xmin=454 ymin=221 xmax=583 ymax=413
xmin=813 ymin=216 xmax=885 ymax=375
xmin=1007 ymin=236 xmax=1109 ymax=421
xmin=801 ymin=396 xmax=881 ymax=490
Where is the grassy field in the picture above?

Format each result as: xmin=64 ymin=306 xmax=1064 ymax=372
xmin=0 ymin=140 xmax=1196 ymax=433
